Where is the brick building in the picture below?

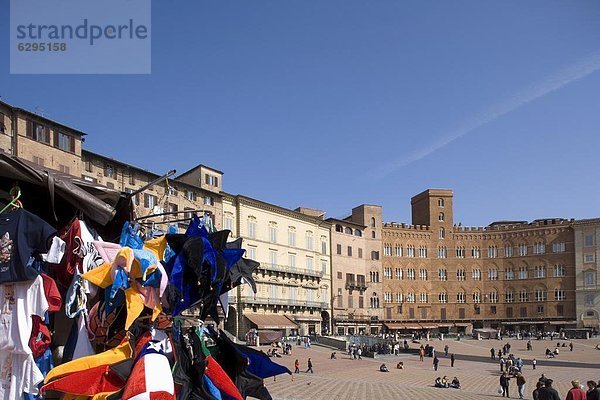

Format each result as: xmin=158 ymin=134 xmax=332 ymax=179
xmin=0 ymin=100 xmax=223 ymax=232
xmin=382 ymin=189 xmax=577 ymax=334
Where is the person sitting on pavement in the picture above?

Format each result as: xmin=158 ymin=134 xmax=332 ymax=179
xmin=330 ymin=352 xmax=337 ymax=359
xmin=450 ymin=377 xmax=461 ymax=389
xmin=434 ymin=377 xmax=444 ymax=388
xmin=441 ymin=376 xmax=449 ymax=388
xmin=379 ymin=363 xmax=389 ymax=372
xmin=553 ymin=347 xmax=559 ymax=356
xmin=396 ymin=361 xmax=404 ymax=369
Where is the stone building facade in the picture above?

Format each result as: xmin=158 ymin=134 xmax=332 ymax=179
xmin=0 ymin=100 xmax=84 ymax=175
xmin=222 ymin=194 xmax=332 ymax=339
xmin=327 ymin=205 xmax=384 ymax=335
xmin=81 ymin=150 xmax=223 ymax=231
xmin=382 ymin=189 xmax=577 ymax=334
xmin=573 ymin=219 xmax=600 ymax=329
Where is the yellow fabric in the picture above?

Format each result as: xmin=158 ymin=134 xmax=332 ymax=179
xmin=152 ymin=303 xmax=163 ymax=321
xmin=124 ymin=287 xmax=145 ymax=330
xmin=143 ymin=236 xmax=167 ymax=261
xmin=81 ymin=262 xmax=112 ymax=288
xmin=90 ymin=391 xmax=119 ymax=400
xmin=45 ymin=339 xmax=133 ymax=383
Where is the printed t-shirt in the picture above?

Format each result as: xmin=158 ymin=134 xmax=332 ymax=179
xmin=0 ymin=275 xmax=49 ymax=353
xmin=0 ymin=209 xmax=56 ymax=284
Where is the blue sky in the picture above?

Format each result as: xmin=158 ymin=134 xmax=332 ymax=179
xmin=1 ymin=0 xmax=600 ymax=226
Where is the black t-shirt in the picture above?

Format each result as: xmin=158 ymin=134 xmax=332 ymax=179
xmin=0 ymin=208 xmax=56 ymax=283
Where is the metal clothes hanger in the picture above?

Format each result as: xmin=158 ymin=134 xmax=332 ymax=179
xmin=0 ymin=184 xmax=22 ymax=214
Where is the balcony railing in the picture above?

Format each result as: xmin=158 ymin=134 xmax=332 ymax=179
xmin=239 ymin=295 xmax=328 ymax=309
xmin=345 ymin=280 xmax=368 ymax=291
xmin=334 ymin=313 xmax=374 ymax=322
xmin=257 ymin=263 xmax=324 ymax=278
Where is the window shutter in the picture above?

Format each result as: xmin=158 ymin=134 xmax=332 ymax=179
xmin=69 ymin=136 xmax=75 ymax=152
xmin=26 ymin=120 xmax=33 ymax=138
xmin=54 ymin=130 xmax=59 ymax=148
xmin=44 ymin=126 xmax=50 ymax=143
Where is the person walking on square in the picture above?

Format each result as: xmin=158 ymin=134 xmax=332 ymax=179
xmin=565 ymin=380 xmax=586 ymax=400
xmin=500 ymin=371 xmax=511 ymax=398
xmin=532 ymin=358 xmax=537 ymax=370
xmin=516 ymin=373 xmax=526 ymax=399
xmin=491 ymin=348 xmax=496 ymax=360
xmin=294 ymin=359 xmax=300 ymax=374
xmin=357 ymin=348 xmax=362 ymax=360
xmin=305 ymin=358 xmax=313 ymax=373
xmin=450 ymin=353 xmax=455 ymax=367
xmin=433 ymin=355 xmax=439 ymax=371
xmin=444 ymin=344 xmax=449 ymax=357
xmin=419 ymin=346 xmax=425 ymax=362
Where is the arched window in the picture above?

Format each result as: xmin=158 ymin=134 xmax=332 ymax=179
xmin=439 ymin=228 xmax=445 ymax=239
xmin=344 ymin=227 xmax=353 ymax=235
xmin=354 ymin=229 xmax=362 ymax=237
xmin=371 ymin=231 xmax=376 ymax=239
xmin=335 ymin=224 xmax=343 ymax=232
xmin=370 ymin=217 xmax=376 ymax=228
xmin=438 ymin=198 xmax=445 ymax=207
xmin=438 ymin=212 xmax=444 ymax=222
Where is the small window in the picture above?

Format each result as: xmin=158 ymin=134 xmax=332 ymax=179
xmin=354 ymin=229 xmax=362 ymax=237
xmin=337 ymin=271 xmax=342 ymax=279
xmin=438 ymin=212 xmax=444 ymax=222
xmin=55 ymin=131 xmax=75 ymax=152
xmin=344 ymin=227 xmax=352 ymax=235
xmin=371 ymin=231 xmax=376 ymax=239
xmin=370 ymin=217 xmax=376 ymax=228
xmin=336 ymin=244 xmax=342 ymax=255
xmin=439 ymin=228 xmax=445 ymax=239
xmin=203 ymin=196 xmax=214 ymax=206
xmin=438 ymin=198 xmax=444 ymax=207
xmin=584 ymin=234 xmax=594 ymax=247
xmin=104 ymin=164 xmax=115 ymax=178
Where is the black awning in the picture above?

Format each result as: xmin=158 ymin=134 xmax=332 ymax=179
xmin=0 ymin=152 xmax=132 ymax=230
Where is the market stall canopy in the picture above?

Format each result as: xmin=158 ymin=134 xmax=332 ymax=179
xmin=547 ymin=320 xmax=577 ymax=325
xmin=245 ymin=314 xmax=298 ymax=330
xmin=0 ymin=152 xmax=132 ymax=227
xmin=383 ymin=322 xmax=405 ymax=330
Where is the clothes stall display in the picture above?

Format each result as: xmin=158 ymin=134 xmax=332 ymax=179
xmin=0 ymin=192 xmax=287 ymax=400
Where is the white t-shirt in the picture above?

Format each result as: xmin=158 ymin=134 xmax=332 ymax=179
xmin=78 ymin=221 xmax=103 ymax=296
xmin=0 ymin=275 xmax=48 ymax=354
xmin=0 ymin=275 xmax=48 ymax=399
xmin=0 ymin=353 xmax=43 ymax=399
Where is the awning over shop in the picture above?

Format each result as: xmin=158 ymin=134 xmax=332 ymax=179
xmin=502 ymin=321 xmax=529 ymax=325
xmin=419 ymin=323 xmax=438 ymax=329
xmin=383 ymin=323 xmax=406 ymax=330
xmin=245 ymin=314 xmax=298 ymax=330
xmin=404 ymin=324 xmax=422 ymax=330
xmin=548 ymin=320 xmax=577 ymax=325
xmin=582 ymin=319 xmax=599 ymax=328
xmin=290 ymin=315 xmax=322 ymax=322
xmin=437 ymin=323 xmax=453 ymax=328
xmin=454 ymin=323 xmax=472 ymax=327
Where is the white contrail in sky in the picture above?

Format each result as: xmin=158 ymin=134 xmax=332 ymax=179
xmin=370 ymin=51 xmax=600 ymax=179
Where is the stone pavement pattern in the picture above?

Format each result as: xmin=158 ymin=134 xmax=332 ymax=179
xmin=263 ymin=338 xmax=600 ymax=400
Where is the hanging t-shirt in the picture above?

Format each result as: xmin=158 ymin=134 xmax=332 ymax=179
xmin=0 ymin=209 xmax=56 ymax=284
xmin=0 ymin=275 xmax=48 ymax=353
xmin=78 ymin=221 xmax=104 ymax=296
xmin=0 ymin=352 xmax=44 ymax=399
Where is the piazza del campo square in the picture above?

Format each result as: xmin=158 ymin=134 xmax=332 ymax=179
xmin=1 ymin=1 xmax=599 ymax=400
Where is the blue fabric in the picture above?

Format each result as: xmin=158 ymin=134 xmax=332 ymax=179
xmin=119 ymin=222 xmax=144 ymax=249
xmin=105 ymin=274 xmax=127 ymax=314
xmin=65 ymin=274 xmax=87 ymax=319
xmin=220 ymin=248 xmax=245 ymax=270
xmin=202 ymin=375 xmax=222 ymax=400
xmin=239 ymin=348 xmax=291 ymax=379
xmin=132 ymin=249 xmax=160 ymax=286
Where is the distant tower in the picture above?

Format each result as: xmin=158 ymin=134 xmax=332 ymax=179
xmin=411 ymin=189 xmax=453 ymax=230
